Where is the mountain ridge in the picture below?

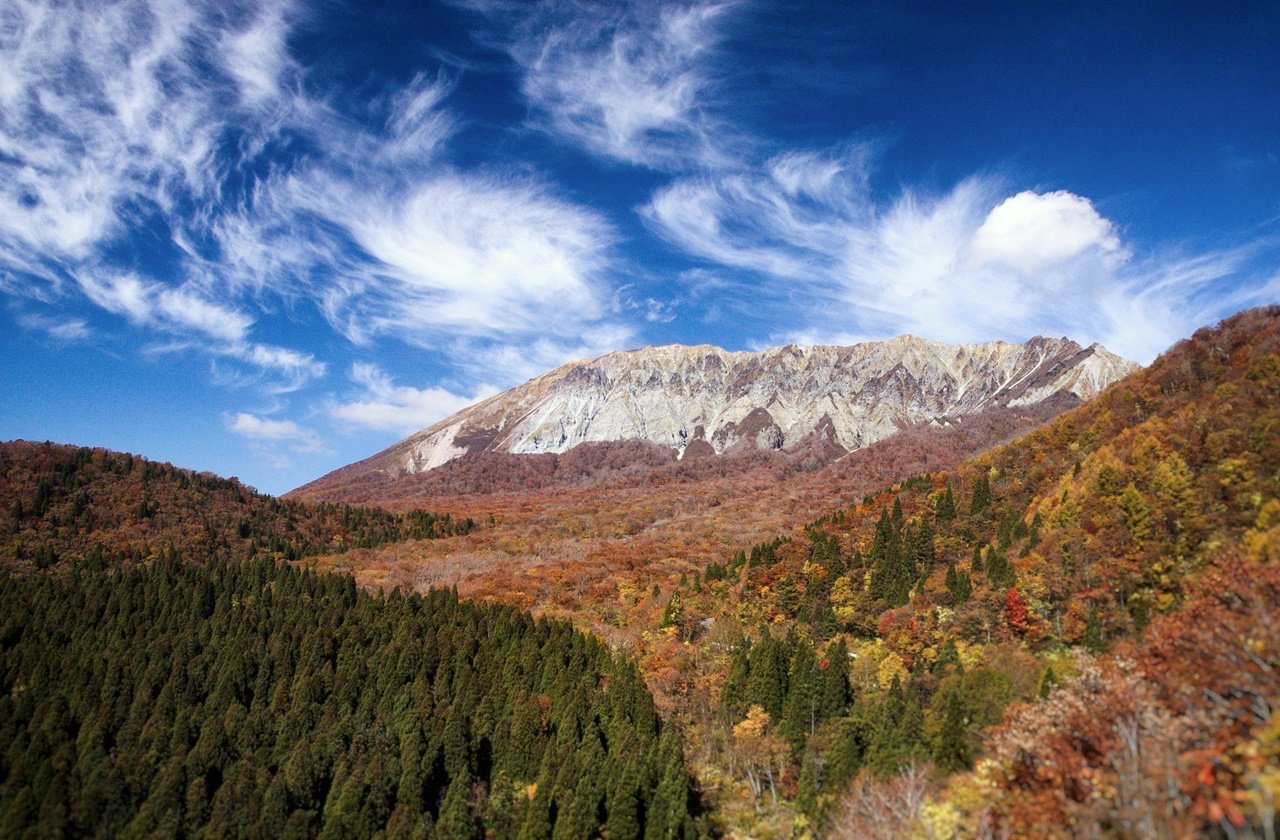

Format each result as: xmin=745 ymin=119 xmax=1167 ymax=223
xmin=299 ymin=334 xmax=1135 ymax=497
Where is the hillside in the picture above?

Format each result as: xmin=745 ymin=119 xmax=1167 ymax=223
xmin=290 ymin=397 xmax=1077 ymax=636
xmin=0 ymin=558 xmax=702 ymax=838
xmin=644 ymin=306 xmax=1280 ymax=836
xmin=0 ymin=441 xmax=473 ymax=571
xmin=295 ymin=335 xmax=1133 ymax=499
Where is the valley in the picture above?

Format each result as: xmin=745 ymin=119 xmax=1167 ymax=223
xmin=3 ymin=309 xmax=1279 ymax=837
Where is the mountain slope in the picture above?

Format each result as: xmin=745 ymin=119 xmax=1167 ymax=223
xmin=298 ymin=335 xmax=1134 ymax=498
xmin=656 ymin=305 xmax=1280 ymax=836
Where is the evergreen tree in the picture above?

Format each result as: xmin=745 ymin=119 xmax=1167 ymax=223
xmin=745 ymin=633 xmax=787 ymax=720
xmin=934 ymin=638 xmax=963 ymax=675
xmin=781 ymin=645 xmax=820 ymax=751
xmin=819 ymin=640 xmax=851 ymax=719
xmin=796 ymin=751 xmax=820 ymax=822
xmin=720 ymin=641 xmax=752 ymax=722
xmin=436 ymin=773 xmax=480 ymax=840
xmin=826 ymin=713 xmax=870 ymax=791
xmin=1037 ymin=666 xmax=1059 ymax=698
xmin=969 ymin=473 xmax=992 ymax=515
xmin=932 ymin=691 xmax=971 ymax=773
xmin=935 ymin=486 xmax=957 ymax=522
xmin=606 ymin=759 xmax=643 ymax=840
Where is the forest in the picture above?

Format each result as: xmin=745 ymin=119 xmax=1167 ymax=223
xmin=626 ymin=306 xmax=1280 ymax=836
xmin=0 ymin=441 xmax=474 ymax=571
xmin=2 ymin=307 xmax=1278 ymax=837
xmin=0 ymin=557 xmax=703 ymax=838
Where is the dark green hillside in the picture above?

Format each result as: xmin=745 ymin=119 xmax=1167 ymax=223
xmin=0 ymin=558 xmax=703 ymax=838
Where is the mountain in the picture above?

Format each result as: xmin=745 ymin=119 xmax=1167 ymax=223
xmin=298 ymin=335 xmax=1134 ymax=497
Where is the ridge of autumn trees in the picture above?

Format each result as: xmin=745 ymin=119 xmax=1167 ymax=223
xmin=639 ymin=305 xmax=1280 ymax=837
xmin=0 ymin=440 xmax=474 ymax=572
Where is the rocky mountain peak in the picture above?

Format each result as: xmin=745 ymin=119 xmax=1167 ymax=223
xmin=317 ymin=335 xmax=1138 ymax=483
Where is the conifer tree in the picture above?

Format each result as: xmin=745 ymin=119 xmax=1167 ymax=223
xmin=606 ymin=759 xmax=643 ymax=840
xmin=796 ymin=751 xmax=820 ymax=822
xmin=436 ymin=773 xmax=480 ymax=840
xmin=745 ymin=633 xmax=787 ymax=720
xmin=935 ymin=486 xmax=957 ymax=522
xmin=720 ymin=640 xmax=752 ymax=722
xmin=969 ymin=473 xmax=992 ymax=514
xmin=819 ymin=640 xmax=851 ymax=719
xmin=933 ymin=691 xmax=971 ymax=773
xmin=1037 ymin=666 xmax=1059 ymax=698
xmin=781 ymin=645 xmax=820 ymax=750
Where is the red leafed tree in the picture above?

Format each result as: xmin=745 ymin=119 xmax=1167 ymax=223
xmin=1004 ymin=587 xmax=1030 ymax=636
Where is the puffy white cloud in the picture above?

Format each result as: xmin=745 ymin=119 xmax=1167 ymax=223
xmin=331 ymin=364 xmax=499 ymax=434
xmin=967 ymin=190 xmax=1124 ymax=274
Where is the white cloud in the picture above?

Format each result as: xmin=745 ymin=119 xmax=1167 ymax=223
xmin=345 ymin=176 xmax=613 ymax=338
xmin=644 ymin=147 xmax=1280 ymax=362
xmin=0 ymin=0 xmax=294 ymax=270
xmin=0 ymin=0 xmax=629 ymax=401
xmin=471 ymin=0 xmax=741 ymax=169
xmin=331 ymin=364 xmax=500 ymax=434
xmin=17 ymin=313 xmax=91 ymax=342
xmin=75 ymin=272 xmax=252 ymax=342
xmin=226 ymin=411 xmax=322 ymax=452
xmin=226 ymin=344 xmax=328 ymax=394
xmin=643 ymin=145 xmax=877 ymax=282
xmin=213 ymin=95 xmax=622 ymax=352
xmin=967 ymin=190 xmax=1125 ymax=274
xmin=219 ymin=5 xmax=296 ymax=106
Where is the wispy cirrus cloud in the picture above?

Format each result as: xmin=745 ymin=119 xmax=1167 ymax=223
xmin=0 ymin=0 xmax=631 ymax=405
xmin=16 ymin=312 xmax=92 ymax=343
xmin=330 ymin=363 xmax=500 ymax=434
xmin=465 ymin=0 xmax=742 ymax=169
xmin=72 ymin=269 xmax=325 ymax=390
xmin=211 ymin=75 xmax=626 ymax=357
xmin=0 ymin=0 xmax=325 ymax=389
xmin=643 ymin=145 xmax=1280 ymax=362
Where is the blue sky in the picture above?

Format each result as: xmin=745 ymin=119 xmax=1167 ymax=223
xmin=1 ymin=0 xmax=1277 ymax=495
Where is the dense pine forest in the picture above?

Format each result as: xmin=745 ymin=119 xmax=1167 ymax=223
xmin=1 ymin=442 xmax=473 ymax=571
xmin=0 ymin=557 xmax=702 ymax=838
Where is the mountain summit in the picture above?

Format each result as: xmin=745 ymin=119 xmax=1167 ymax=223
xmin=314 ymin=335 xmax=1136 ymax=488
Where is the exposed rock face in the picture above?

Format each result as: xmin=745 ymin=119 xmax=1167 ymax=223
xmin=328 ymin=335 xmax=1136 ymax=481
